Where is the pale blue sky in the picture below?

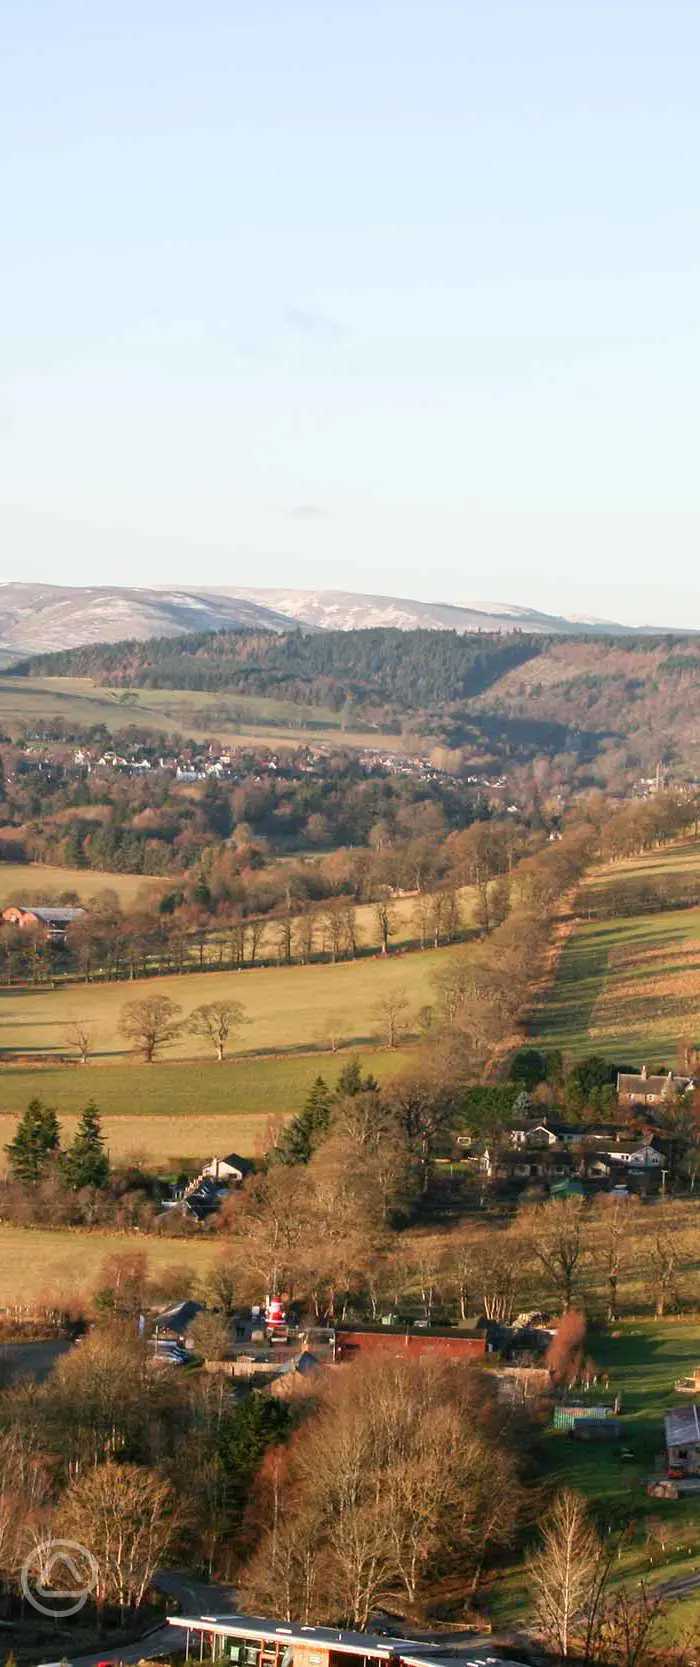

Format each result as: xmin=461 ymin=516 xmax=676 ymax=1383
xmin=3 ymin=1 xmax=700 ymax=624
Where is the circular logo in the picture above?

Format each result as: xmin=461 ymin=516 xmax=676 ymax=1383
xmin=21 ymin=1539 xmax=99 ymax=1617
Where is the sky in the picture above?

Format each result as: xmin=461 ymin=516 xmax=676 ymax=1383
xmin=3 ymin=0 xmax=700 ymax=626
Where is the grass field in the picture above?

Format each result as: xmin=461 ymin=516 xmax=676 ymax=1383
xmin=0 ymin=1222 xmax=220 ymax=1304
xmin=490 ymin=1319 xmax=700 ymax=1641
xmin=0 ymin=860 xmax=163 ymax=908
xmin=535 ymin=837 xmax=700 ymax=1062
xmin=0 ymin=1047 xmax=406 ymax=1170
xmin=0 ymin=675 xmax=407 ymax=753
xmin=0 ymin=946 xmax=456 ymax=1061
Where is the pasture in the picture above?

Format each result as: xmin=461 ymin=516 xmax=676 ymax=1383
xmin=535 ymin=837 xmax=700 ymax=1062
xmin=0 ymin=860 xmax=161 ymax=908
xmin=0 ymin=946 xmax=456 ymax=1062
xmin=0 ymin=1223 xmax=220 ymax=1305
xmin=0 ymin=675 xmax=405 ymax=753
xmin=0 ymin=1046 xmax=404 ymax=1167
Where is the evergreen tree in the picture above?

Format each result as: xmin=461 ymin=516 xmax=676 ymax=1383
xmin=335 ymin=1056 xmax=379 ymax=1098
xmin=271 ymin=1076 xmax=333 ymax=1165
xmin=62 ymin=1100 xmax=110 ymax=1191
xmin=5 ymin=1099 xmax=60 ymax=1185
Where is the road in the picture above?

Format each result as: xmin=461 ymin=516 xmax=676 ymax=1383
xmin=0 ymin=1337 xmax=73 ymax=1384
xmin=34 ymin=1571 xmax=238 ymax=1667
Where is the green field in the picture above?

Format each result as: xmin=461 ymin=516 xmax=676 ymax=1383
xmin=0 ymin=675 xmax=406 ymax=753
xmin=535 ymin=838 xmax=700 ymax=1062
xmin=491 ymin=1320 xmax=700 ymax=1641
xmin=0 ymin=946 xmax=456 ymax=1061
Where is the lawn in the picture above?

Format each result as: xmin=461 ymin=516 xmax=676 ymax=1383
xmin=0 ymin=946 xmax=457 ymax=1061
xmin=534 ymin=837 xmax=700 ymax=1062
xmin=490 ymin=1320 xmax=700 ymax=1640
xmin=0 ymin=1222 xmax=221 ymax=1305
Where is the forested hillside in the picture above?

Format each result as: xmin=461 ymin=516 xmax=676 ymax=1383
xmin=16 ymin=626 xmax=700 ymax=779
xmin=16 ymin=627 xmax=542 ymax=712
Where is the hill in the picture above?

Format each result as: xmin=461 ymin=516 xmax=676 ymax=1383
xmin=534 ymin=837 xmax=700 ymax=1062
xmin=17 ymin=624 xmax=700 ymax=778
xmin=210 ymin=586 xmax=654 ymax=636
xmin=0 ymin=581 xmax=685 ymax=660
xmin=0 ymin=582 xmax=298 ymax=657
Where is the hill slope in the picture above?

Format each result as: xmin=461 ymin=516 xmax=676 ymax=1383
xmin=0 ymin=583 xmax=298 ymax=656
xmin=209 ymin=585 xmax=661 ymax=636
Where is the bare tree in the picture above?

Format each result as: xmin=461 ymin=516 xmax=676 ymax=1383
xmin=526 ymin=1198 xmax=586 ymax=1311
xmin=66 ymin=1019 xmax=93 ymax=1065
xmin=58 ymin=1460 xmax=179 ymax=1615
xmin=187 ymin=999 xmax=246 ymax=1062
xmin=375 ymin=989 xmax=409 ymax=1049
xmin=528 ymin=1489 xmax=604 ymax=1659
xmin=374 ymin=897 xmax=397 ymax=955
xmin=118 ymin=995 xmax=183 ymax=1062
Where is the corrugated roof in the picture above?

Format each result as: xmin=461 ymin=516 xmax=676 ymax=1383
xmin=665 ymin=1405 xmax=700 ymax=1447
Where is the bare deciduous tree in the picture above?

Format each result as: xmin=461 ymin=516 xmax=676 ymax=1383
xmin=375 ymin=989 xmax=409 ymax=1049
xmin=118 ymin=995 xmax=183 ymax=1062
xmin=66 ymin=1019 xmax=93 ymax=1065
xmin=58 ymin=1460 xmax=179 ymax=1614
xmin=187 ymin=999 xmax=247 ymax=1062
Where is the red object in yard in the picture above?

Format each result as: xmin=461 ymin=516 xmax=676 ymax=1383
xmin=265 ymin=1296 xmax=286 ymax=1329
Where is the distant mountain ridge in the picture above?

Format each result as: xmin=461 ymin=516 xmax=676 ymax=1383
xmin=0 ymin=580 xmax=685 ymax=660
xmin=0 ymin=583 xmax=296 ymax=659
xmin=208 ymin=586 xmax=662 ymax=637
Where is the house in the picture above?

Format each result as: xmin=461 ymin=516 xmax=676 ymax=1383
xmin=153 ymin=1299 xmax=203 ymax=1340
xmin=333 ymin=1324 xmax=486 ymax=1363
xmin=167 ymin=1612 xmax=528 ymax=1667
xmin=1 ymin=904 xmax=86 ymax=943
xmin=617 ymin=1066 xmax=694 ymax=1106
xmin=665 ymin=1404 xmax=700 ymax=1475
xmin=202 ymin=1152 xmax=254 ymax=1183
xmin=605 ymin=1140 xmax=663 ymax=1169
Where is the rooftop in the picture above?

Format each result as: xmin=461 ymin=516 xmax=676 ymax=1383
xmin=665 ymin=1405 xmax=700 ymax=1447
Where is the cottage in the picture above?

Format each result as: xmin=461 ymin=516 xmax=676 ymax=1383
xmin=605 ymin=1141 xmax=663 ymax=1169
xmin=617 ymin=1066 xmax=693 ymax=1107
xmin=202 ymin=1152 xmax=254 ymax=1183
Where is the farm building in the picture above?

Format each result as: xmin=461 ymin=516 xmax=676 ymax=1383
xmin=202 ymin=1152 xmax=254 ymax=1182
xmin=333 ymin=1324 xmax=486 ymax=1363
xmin=1 ymin=904 xmax=85 ymax=943
xmin=167 ymin=1612 xmax=527 ymax=1667
xmin=665 ymin=1404 xmax=700 ymax=1475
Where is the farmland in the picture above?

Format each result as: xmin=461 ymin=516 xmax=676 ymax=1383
xmin=0 ymin=945 xmax=457 ymax=1062
xmin=0 ymin=1222 xmax=220 ymax=1305
xmin=534 ymin=837 xmax=700 ymax=1062
xmin=0 ymin=1046 xmax=405 ymax=1167
xmin=0 ymin=674 xmax=406 ymax=753
xmin=0 ymin=859 xmax=162 ymax=908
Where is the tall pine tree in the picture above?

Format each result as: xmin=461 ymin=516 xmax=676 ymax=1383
xmin=5 ymin=1099 xmax=60 ymax=1185
xmin=62 ymin=1100 xmax=110 ymax=1191
xmin=271 ymin=1076 xmax=333 ymax=1165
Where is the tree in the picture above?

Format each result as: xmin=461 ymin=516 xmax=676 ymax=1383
xmin=335 ymin=1057 xmax=379 ymax=1098
xmin=375 ymin=989 xmax=409 ymax=1049
xmin=62 ymin=1100 xmax=110 ymax=1191
xmin=271 ymin=1077 xmax=333 ymax=1166
xmin=373 ymin=897 xmax=396 ymax=955
xmin=5 ymin=1099 xmax=60 ymax=1185
xmin=187 ymin=999 xmax=247 ymax=1062
xmin=526 ymin=1198 xmax=586 ymax=1310
xmin=119 ymin=995 xmax=183 ymax=1062
xmin=58 ymin=1460 xmax=179 ymax=1614
xmin=66 ymin=1019 xmax=93 ymax=1064
xmin=189 ymin=1311 xmax=233 ymax=1361
xmin=528 ymin=1489 xmax=604 ymax=1659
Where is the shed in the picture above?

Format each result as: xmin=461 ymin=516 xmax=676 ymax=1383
xmin=665 ymin=1404 xmax=700 ymax=1474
